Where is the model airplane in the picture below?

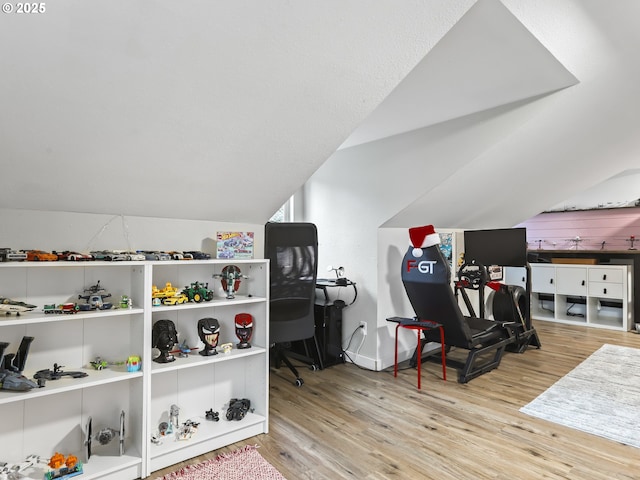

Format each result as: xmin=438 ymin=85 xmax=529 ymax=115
xmin=0 ymin=297 xmax=37 ymax=315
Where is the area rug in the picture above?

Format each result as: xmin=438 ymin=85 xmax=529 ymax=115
xmin=520 ymin=343 xmax=640 ymax=448
xmin=154 ymin=445 xmax=286 ymax=480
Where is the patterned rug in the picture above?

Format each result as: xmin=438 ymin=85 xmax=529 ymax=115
xmin=520 ymin=343 xmax=640 ymax=448
xmin=154 ymin=445 xmax=286 ymax=480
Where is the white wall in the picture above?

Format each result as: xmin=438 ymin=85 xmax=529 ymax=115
xmin=0 ymin=208 xmax=264 ymax=258
xmin=302 ymin=96 xmax=550 ymax=370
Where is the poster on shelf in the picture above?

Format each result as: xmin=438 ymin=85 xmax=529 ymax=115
xmin=216 ymin=232 xmax=254 ymax=259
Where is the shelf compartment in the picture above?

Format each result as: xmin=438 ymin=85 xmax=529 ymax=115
xmin=149 ymin=414 xmax=267 ymax=472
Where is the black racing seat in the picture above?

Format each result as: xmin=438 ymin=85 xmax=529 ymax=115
xmin=398 ymin=226 xmax=517 ymax=383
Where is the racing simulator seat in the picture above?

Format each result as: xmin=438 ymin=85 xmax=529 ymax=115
xmin=265 ymin=222 xmax=319 ymax=387
xmin=392 ymin=225 xmax=529 ymax=383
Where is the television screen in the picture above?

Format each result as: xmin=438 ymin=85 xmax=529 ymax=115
xmin=464 ymin=227 xmax=527 ymax=267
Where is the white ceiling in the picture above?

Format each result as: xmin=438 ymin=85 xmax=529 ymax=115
xmin=1 ymin=0 xmax=638 ymax=224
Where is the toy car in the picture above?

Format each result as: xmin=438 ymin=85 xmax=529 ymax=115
xmin=114 ymin=251 xmax=146 ymax=261
xmin=140 ymin=251 xmax=171 ymax=261
xmin=184 ymin=251 xmax=211 ymax=260
xmin=169 ymin=251 xmax=194 ymax=260
xmin=90 ymin=250 xmax=127 ymax=261
xmin=0 ymin=248 xmax=27 ymax=262
xmin=25 ymin=249 xmax=58 ymax=261
xmin=162 ymin=294 xmax=189 ymax=306
xmin=54 ymin=251 xmax=93 ymax=261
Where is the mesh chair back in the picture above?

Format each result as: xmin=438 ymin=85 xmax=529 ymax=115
xmin=265 ymin=222 xmax=318 ymax=343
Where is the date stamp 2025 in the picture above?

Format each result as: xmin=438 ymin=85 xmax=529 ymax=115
xmin=2 ymin=2 xmax=46 ymax=14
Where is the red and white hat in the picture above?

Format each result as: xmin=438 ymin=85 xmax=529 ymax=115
xmin=409 ymin=225 xmax=440 ymax=257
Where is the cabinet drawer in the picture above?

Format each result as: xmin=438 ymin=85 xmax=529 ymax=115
xmin=588 ymin=282 xmax=624 ymax=298
xmin=588 ymin=268 xmax=623 ymax=284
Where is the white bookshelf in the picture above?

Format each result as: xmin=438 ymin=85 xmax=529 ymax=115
xmin=0 ymin=259 xmax=269 ymax=479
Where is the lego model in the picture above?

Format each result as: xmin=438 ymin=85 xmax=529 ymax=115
xmin=90 ymin=250 xmax=127 ymax=261
xmin=226 ymin=398 xmax=251 ymax=421
xmin=184 ymin=251 xmax=211 ymax=260
xmin=213 ymin=265 xmax=248 ymax=299
xmin=180 ymin=281 xmax=214 ymax=303
xmin=44 ymin=453 xmax=82 ymax=480
xmin=0 ymin=454 xmax=46 ymax=480
xmin=78 ymin=281 xmax=113 ymax=310
xmin=152 ymin=320 xmax=178 ymax=363
xmin=54 ymin=251 xmax=93 ymax=261
xmin=152 ymin=282 xmax=179 ymax=299
xmin=197 ymin=318 xmax=220 ymax=356
xmin=0 ymin=297 xmax=37 ymax=315
xmin=139 ymin=251 xmax=171 ymax=261
xmin=43 ymin=303 xmax=80 ymax=315
xmin=0 ymin=337 xmax=38 ymax=392
xmin=0 ymin=248 xmax=27 ymax=262
xmin=126 ymin=355 xmax=141 ymax=372
xmin=24 ymin=249 xmax=58 ymax=261
xmin=168 ymin=251 xmax=194 ymax=260
xmin=85 ymin=410 xmax=125 ymax=460
xmin=205 ymin=409 xmax=220 ymax=421
xmin=234 ymin=313 xmax=253 ymax=349
xmin=33 ymin=363 xmax=88 ymax=386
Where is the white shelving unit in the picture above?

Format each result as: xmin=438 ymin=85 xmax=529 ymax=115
xmin=0 ymin=259 xmax=269 ymax=479
xmin=506 ymin=263 xmax=633 ymax=331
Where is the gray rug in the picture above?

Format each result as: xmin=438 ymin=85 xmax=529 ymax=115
xmin=520 ymin=343 xmax=640 ymax=448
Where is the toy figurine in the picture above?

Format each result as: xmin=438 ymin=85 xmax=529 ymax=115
xmin=152 ymin=320 xmax=178 ymax=363
xmin=235 ymin=313 xmax=253 ymax=349
xmin=170 ymin=404 xmax=180 ymax=432
xmin=78 ymin=280 xmax=113 ymax=310
xmin=197 ymin=317 xmax=220 ymax=356
xmin=213 ymin=265 xmax=248 ymax=299
xmin=126 ymin=355 xmax=141 ymax=372
xmin=205 ymin=409 xmax=220 ymax=421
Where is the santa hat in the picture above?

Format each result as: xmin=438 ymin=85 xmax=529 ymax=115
xmin=409 ymin=225 xmax=440 ymax=257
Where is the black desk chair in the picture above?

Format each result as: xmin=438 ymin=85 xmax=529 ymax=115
xmin=394 ymin=225 xmax=518 ymax=383
xmin=265 ymin=222 xmax=319 ymax=387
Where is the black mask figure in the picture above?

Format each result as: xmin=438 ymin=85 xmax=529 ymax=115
xmin=198 ymin=317 xmax=220 ymax=356
xmin=152 ymin=319 xmax=178 ymax=363
xmin=235 ymin=313 xmax=253 ymax=349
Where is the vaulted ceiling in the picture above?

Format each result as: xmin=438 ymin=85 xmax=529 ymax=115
xmin=1 ymin=0 xmax=638 ymax=224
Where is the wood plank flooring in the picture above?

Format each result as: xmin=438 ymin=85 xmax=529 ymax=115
xmin=150 ymin=322 xmax=640 ymax=479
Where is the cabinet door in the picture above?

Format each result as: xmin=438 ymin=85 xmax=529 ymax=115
xmin=504 ymin=267 xmax=526 ymax=288
xmin=555 ymin=267 xmax=587 ymax=295
xmin=531 ymin=265 xmax=556 ymax=293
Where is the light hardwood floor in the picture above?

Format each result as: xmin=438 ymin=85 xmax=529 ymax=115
xmin=150 ymin=322 xmax=640 ymax=479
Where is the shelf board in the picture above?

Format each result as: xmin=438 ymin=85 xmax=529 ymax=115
xmin=0 ymin=368 xmax=143 ymax=405
xmin=151 ymin=346 xmax=266 ymax=374
xmin=0 ymin=308 xmax=144 ymax=327
xmin=150 ymin=295 xmax=266 ymax=313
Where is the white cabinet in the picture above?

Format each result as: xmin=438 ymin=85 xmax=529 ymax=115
xmin=0 ymin=259 xmax=269 ymax=479
xmin=529 ymin=263 xmax=633 ymax=331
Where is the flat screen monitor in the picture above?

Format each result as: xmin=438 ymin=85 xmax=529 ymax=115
xmin=464 ymin=227 xmax=527 ymax=267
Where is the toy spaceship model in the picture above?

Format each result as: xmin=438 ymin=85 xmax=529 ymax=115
xmin=214 ymin=265 xmax=248 ymax=299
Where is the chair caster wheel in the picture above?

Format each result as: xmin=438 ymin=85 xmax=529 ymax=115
xmin=310 ymin=364 xmax=319 ymax=371
xmin=294 ymin=378 xmax=304 ymax=387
